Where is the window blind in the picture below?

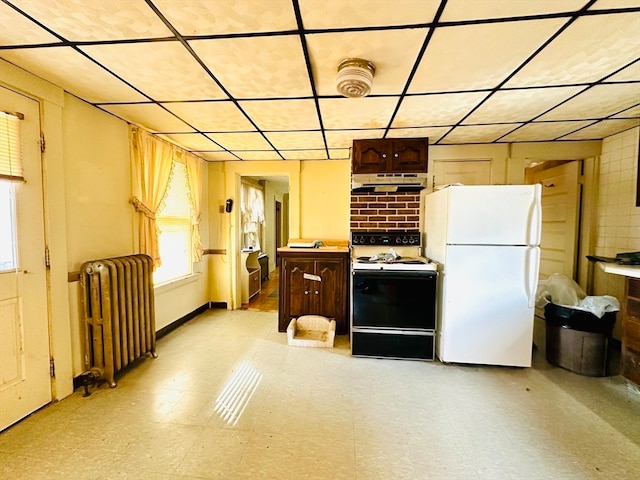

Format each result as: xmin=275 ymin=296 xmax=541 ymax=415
xmin=0 ymin=110 xmax=24 ymax=181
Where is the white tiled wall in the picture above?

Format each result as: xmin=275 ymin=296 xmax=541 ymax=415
xmin=593 ymin=126 xmax=640 ymax=320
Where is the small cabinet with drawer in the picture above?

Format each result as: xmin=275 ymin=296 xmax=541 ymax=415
xmin=278 ymin=249 xmax=349 ymax=334
xmin=241 ymin=250 xmax=261 ymax=303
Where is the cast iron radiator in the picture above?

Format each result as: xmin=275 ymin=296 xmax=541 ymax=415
xmin=79 ymin=254 xmax=157 ymax=389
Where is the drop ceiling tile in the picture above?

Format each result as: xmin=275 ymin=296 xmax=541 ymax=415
xmin=161 ymin=133 xmax=223 ymax=150
xmin=464 ymin=86 xmax=583 ymax=124
xmin=190 ymin=36 xmax=312 ymax=98
xmin=393 ymin=92 xmax=488 ymax=127
xmin=560 ymin=118 xmax=640 ymax=140
xmin=324 ymin=129 xmax=385 ymax=148
xmin=320 ymin=97 xmax=398 ymax=129
xmin=441 ymin=0 xmax=587 ymax=21
xmin=329 ymin=148 xmax=351 ymax=160
xmin=162 ymin=101 xmax=255 ymax=132
xmin=232 ymin=150 xmax=284 ymax=161
xmin=606 ymin=61 xmax=640 ymax=83
xmin=264 ymin=131 xmax=325 ymax=150
xmin=0 ymin=2 xmax=60 ymax=45
xmin=239 ymin=100 xmax=320 ymax=131
xmin=81 ymin=42 xmax=227 ymax=101
xmin=388 ymin=127 xmax=452 ymax=143
xmin=0 ymin=47 xmax=147 ymax=103
xmin=589 ymin=0 xmax=640 ymax=10
xmin=299 ymin=0 xmax=439 ymax=29
xmin=500 ymin=121 xmax=593 ymax=142
xmin=100 ymin=104 xmax=193 ymax=133
xmin=506 ymin=12 xmax=640 ymax=87
xmin=281 ymin=149 xmax=328 ymax=160
xmin=613 ymin=104 xmax=640 ymax=119
xmin=442 ymin=124 xmax=522 ymax=144
xmin=539 ymin=83 xmax=640 ymax=121
xmin=155 ymin=0 xmax=297 ymax=35
xmin=307 ymin=28 xmax=428 ymax=96
xmin=195 ymin=151 xmax=238 ymax=162
xmin=409 ymin=19 xmax=566 ymax=93
xmin=207 ymin=132 xmax=274 ymax=151
xmin=8 ymin=0 xmax=172 ymax=41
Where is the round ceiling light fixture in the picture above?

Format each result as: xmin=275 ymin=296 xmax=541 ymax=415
xmin=336 ymin=58 xmax=376 ymax=98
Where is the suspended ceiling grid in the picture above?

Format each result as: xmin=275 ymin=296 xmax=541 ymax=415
xmin=0 ymin=0 xmax=639 ymax=162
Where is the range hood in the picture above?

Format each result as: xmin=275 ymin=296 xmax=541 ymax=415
xmin=351 ymin=172 xmax=428 ymax=192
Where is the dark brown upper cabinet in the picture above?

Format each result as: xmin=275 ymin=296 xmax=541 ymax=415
xmin=352 ymin=138 xmax=428 ymax=174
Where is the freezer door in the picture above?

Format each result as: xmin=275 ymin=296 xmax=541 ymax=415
xmin=446 ymin=185 xmax=541 ymax=246
xmin=437 ymin=245 xmax=540 ymax=367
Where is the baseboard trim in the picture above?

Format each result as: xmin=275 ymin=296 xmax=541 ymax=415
xmin=73 ymin=302 xmax=216 ymax=391
xmin=156 ymin=303 xmax=209 ymax=339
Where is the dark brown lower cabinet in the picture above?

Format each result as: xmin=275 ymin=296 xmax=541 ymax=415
xmin=278 ymin=250 xmax=349 ymax=334
xmin=622 ymin=277 xmax=640 ymax=385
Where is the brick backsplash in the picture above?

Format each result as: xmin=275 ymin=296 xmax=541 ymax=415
xmin=350 ymin=191 xmax=421 ymax=231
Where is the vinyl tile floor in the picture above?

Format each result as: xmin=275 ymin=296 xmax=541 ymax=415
xmin=1 ymin=309 xmax=639 ymax=480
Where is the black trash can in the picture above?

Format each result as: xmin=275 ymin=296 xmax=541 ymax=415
xmin=544 ymin=303 xmax=616 ymax=377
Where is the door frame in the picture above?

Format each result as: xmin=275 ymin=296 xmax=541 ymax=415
xmin=2 ymin=62 xmax=76 ymax=401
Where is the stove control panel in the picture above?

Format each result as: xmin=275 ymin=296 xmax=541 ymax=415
xmin=351 ymin=232 xmax=421 ymax=247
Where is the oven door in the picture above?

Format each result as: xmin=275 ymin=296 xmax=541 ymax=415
xmin=351 ymin=270 xmax=436 ymax=330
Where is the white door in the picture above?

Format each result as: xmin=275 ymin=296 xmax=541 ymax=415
xmin=438 ymin=245 xmax=539 ymax=367
xmin=525 ymin=162 xmax=581 ymax=280
xmin=0 ymin=87 xmax=51 ymax=431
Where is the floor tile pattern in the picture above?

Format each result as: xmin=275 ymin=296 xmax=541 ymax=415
xmin=1 ymin=309 xmax=639 ymax=479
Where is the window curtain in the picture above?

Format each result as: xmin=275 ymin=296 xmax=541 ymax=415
xmin=182 ymin=151 xmax=204 ymax=262
xmin=241 ymin=182 xmax=265 ymax=250
xmin=130 ymin=126 xmax=175 ymax=267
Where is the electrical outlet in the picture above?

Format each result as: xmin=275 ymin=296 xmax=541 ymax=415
xmin=218 ymin=205 xmax=225 ymax=213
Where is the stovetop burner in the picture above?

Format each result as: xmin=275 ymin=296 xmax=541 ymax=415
xmin=355 ymin=256 xmax=428 ymax=265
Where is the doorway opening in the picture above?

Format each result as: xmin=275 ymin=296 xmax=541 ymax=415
xmin=239 ymin=175 xmax=289 ymax=312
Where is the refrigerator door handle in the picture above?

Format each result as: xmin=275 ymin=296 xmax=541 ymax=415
xmin=526 ymin=246 xmax=541 ymax=308
xmin=529 ymin=184 xmax=542 ymax=245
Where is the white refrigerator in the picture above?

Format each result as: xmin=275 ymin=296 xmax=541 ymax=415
xmin=424 ymin=185 xmax=542 ymax=367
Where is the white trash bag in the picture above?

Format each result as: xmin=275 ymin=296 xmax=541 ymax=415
xmin=535 ymin=273 xmax=619 ymax=318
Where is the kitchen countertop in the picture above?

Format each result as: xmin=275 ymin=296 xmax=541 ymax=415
xmin=598 ymin=262 xmax=640 ymax=279
xmin=278 ymin=239 xmax=349 ymax=254
xmin=277 ymin=245 xmax=349 ymax=254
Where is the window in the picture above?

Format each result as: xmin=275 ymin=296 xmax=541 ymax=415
xmin=153 ymin=161 xmax=193 ymax=284
xmin=0 ymin=181 xmax=17 ymax=271
xmin=0 ymin=110 xmax=22 ymax=272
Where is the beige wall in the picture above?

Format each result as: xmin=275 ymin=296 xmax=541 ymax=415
xmin=62 ymin=96 xmax=134 ymax=267
xmin=300 ymin=160 xmax=351 ymax=241
xmin=592 ymin=127 xmax=640 ymax=338
xmin=60 ymin=94 xmax=210 ymax=371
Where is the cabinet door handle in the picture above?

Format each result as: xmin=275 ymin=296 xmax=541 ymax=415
xmin=394 ymin=153 xmax=399 ymax=158
xmin=315 ymin=290 xmax=319 ymax=295
xmin=304 ymin=291 xmax=309 ymax=295
xmin=381 ymin=153 xmax=387 ymax=159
